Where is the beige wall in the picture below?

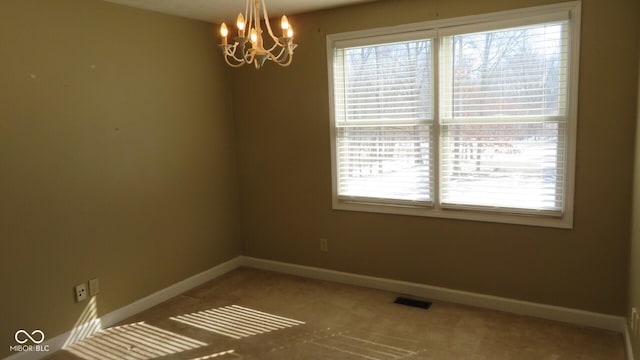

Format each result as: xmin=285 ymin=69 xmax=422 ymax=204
xmin=1 ymin=0 xmax=639 ymax=356
xmin=629 ymin=32 xmax=640 ymax=356
xmin=0 ymin=0 xmax=239 ymax=357
xmin=234 ymin=0 xmax=640 ymax=315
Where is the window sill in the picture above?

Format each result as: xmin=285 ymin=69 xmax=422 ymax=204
xmin=333 ymin=199 xmax=573 ymax=229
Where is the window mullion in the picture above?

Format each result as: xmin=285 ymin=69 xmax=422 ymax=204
xmin=432 ymin=35 xmax=441 ymax=210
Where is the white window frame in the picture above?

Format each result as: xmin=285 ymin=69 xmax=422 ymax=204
xmin=327 ymin=1 xmax=581 ymax=229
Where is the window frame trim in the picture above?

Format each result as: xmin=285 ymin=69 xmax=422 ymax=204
xmin=326 ymin=1 xmax=581 ymax=229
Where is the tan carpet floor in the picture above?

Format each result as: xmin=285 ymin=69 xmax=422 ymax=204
xmin=44 ymin=267 xmax=625 ymax=359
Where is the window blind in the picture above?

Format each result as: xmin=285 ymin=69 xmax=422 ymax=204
xmin=333 ymin=39 xmax=434 ymax=204
xmin=439 ymin=21 xmax=569 ymax=213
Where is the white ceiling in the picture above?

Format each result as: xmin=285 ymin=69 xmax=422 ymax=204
xmin=102 ymin=0 xmax=377 ymax=23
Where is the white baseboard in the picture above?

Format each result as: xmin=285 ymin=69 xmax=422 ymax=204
xmin=239 ymin=257 xmax=628 ymax=331
xmin=6 ymin=255 xmax=633 ymax=360
xmin=99 ymin=256 xmax=242 ymax=328
xmin=4 ymin=256 xmax=242 ymax=360
xmin=625 ymin=323 xmax=636 ymax=360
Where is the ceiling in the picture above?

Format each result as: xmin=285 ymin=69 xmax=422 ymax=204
xmin=102 ymin=0 xmax=377 ymax=23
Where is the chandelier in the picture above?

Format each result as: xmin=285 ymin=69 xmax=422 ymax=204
xmin=218 ymin=0 xmax=297 ymax=69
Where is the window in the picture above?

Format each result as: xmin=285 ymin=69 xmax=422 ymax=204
xmin=333 ymin=33 xmax=435 ymax=206
xmin=327 ymin=2 xmax=580 ymax=228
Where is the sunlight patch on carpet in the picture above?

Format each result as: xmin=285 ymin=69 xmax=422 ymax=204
xmin=170 ymin=305 xmax=305 ymax=339
xmin=65 ymin=322 xmax=206 ymax=360
xmin=309 ymin=332 xmax=421 ymax=360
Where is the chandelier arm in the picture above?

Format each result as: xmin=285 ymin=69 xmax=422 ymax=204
xmin=220 ymin=43 xmax=234 ymax=55
xmin=278 ymin=40 xmax=296 ymax=57
xmin=219 ymin=44 xmax=238 ymax=60
xmin=227 ymin=53 xmax=247 ymax=63
xmin=265 ymin=38 xmax=292 ymax=54
xmin=223 ymin=44 xmax=237 ymax=57
xmin=245 ymin=0 xmax=250 ymax=24
xmin=271 ymin=46 xmax=286 ymax=60
xmin=223 ymin=44 xmax=249 ymax=63
xmin=265 ymin=46 xmax=292 ymax=67
xmin=274 ymin=53 xmax=294 ymax=67
xmin=244 ymin=51 xmax=256 ymax=64
xmin=266 ymin=41 xmax=282 ymax=53
xmin=247 ymin=0 xmax=254 ymax=38
xmin=263 ymin=48 xmax=278 ymax=61
xmin=264 ymin=39 xmax=296 ymax=63
xmin=261 ymin=0 xmax=280 ymax=44
xmin=220 ymin=45 xmax=247 ymax=67
xmin=224 ymin=55 xmax=247 ymax=68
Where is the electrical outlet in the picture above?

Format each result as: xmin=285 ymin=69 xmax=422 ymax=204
xmin=75 ymin=283 xmax=88 ymax=302
xmin=632 ymin=308 xmax=639 ymax=334
xmin=320 ymin=238 xmax=328 ymax=252
xmin=89 ymin=278 xmax=100 ymax=296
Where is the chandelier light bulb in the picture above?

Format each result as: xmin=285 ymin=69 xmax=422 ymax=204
xmin=220 ymin=23 xmax=228 ymax=37
xmin=236 ymin=13 xmax=245 ymax=37
xmin=237 ymin=13 xmax=246 ymax=31
xmin=220 ymin=22 xmax=228 ymax=44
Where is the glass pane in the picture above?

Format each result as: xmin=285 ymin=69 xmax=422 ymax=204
xmin=447 ymin=22 xmax=567 ymax=119
xmin=337 ymin=124 xmax=432 ymax=202
xmin=441 ymin=122 xmax=564 ymax=210
xmin=337 ymin=40 xmax=432 ymax=123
